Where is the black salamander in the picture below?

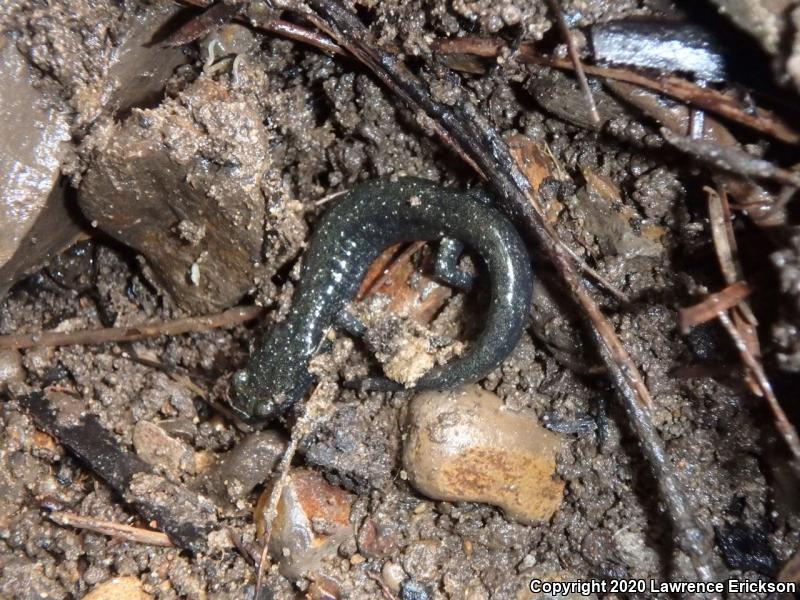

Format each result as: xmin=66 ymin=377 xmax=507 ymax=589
xmin=232 ymin=177 xmax=532 ymax=420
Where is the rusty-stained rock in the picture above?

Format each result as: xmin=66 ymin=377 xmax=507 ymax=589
xmin=0 ymin=38 xmax=75 ymax=297
xmin=403 ymin=385 xmax=564 ymax=524
xmin=254 ymin=468 xmax=355 ymax=579
xmin=82 ymin=576 xmax=152 ymax=600
xmin=79 ymin=73 xmax=284 ymax=313
xmin=357 ymin=517 xmax=400 ymax=559
xmin=132 ymin=420 xmax=195 ymax=478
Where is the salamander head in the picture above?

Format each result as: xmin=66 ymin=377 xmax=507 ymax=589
xmin=230 ymin=326 xmax=315 ymax=421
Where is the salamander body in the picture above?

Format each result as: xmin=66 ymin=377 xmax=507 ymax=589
xmin=232 ymin=177 xmax=532 ymax=419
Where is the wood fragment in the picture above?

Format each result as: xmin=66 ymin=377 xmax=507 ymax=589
xmin=705 ymin=185 xmax=762 ymax=395
xmin=431 ymin=37 xmax=503 ymax=57
xmin=661 ymin=128 xmax=800 ymax=188
xmin=357 ymin=242 xmax=413 ymax=299
xmin=706 ymin=186 xmax=746 ymax=289
xmin=47 ymin=511 xmax=174 ymax=547
xmin=507 ymin=135 xmax=630 ymax=304
xmin=0 ymin=305 xmax=265 ymax=350
xmin=716 ymin=312 xmax=800 ymax=461
xmin=678 ymin=282 xmax=751 ymax=332
xmin=358 ymin=242 xmax=451 ymax=324
xmin=516 ymin=52 xmax=800 ymax=144
xmin=544 ymin=0 xmax=600 ymax=125
xmin=164 ymin=0 xmax=241 ymax=47
xmin=296 ymin=0 xmax=718 ymax=583
xmin=253 ymin=18 xmax=346 ymax=56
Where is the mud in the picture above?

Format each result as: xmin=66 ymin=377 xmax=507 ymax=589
xmin=1 ymin=0 xmax=799 ymax=598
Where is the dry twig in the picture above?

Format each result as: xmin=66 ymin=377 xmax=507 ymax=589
xmin=544 ymin=0 xmax=599 ymax=125
xmin=717 ymin=311 xmax=800 ymax=460
xmin=661 ymin=128 xmax=800 ymax=188
xmin=254 ymin=385 xmax=330 ymax=597
xmin=0 ymin=305 xmax=265 ymax=350
xmin=678 ymin=282 xmax=750 ymax=332
xmin=48 ymin=511 xmax=174 ymax=547
xmin=516 ymin=52 xmax=800 ymax=144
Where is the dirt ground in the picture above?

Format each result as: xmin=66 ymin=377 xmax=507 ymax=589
xmin=1 ymin=0 xmax=799 ymax=598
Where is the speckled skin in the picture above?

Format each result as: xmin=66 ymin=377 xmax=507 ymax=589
xmin=232 ymin=177 xmax=532 ymax=420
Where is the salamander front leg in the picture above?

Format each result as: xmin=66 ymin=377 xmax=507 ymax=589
xmin=434 ymin=237 xmax=474 ymax=291
xmin=335 ymin=308 xmax=367 ymax=337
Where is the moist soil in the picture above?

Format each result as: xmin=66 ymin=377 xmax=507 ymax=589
xmin=1 ymin=0 xmax=799 ymax=598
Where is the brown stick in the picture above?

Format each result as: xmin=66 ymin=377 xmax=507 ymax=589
xmin=678 ymin=282 xmax=751 ymax=332
xmin=48 ymin=511 xmax=174 ymax=547
xmin=253 ymin=19 xmax=346 ymax=56
xmin=0 ymin=305 xmax=265 ymax=350
xmin=516 ymin=52 xmax=800 ymax=144
xmin=298 ymin=0 xmax=717 ymax=583
xmin=661 ymin=128 xmax=800 ymax=188
xmin=717 ymin=311 xmax=800 ymax=460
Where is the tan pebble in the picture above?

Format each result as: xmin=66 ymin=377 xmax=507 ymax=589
xmin=132 ymin=421 xmax=195 ymax=477
xmin=517 ymin=569 xmax=598 ymax=599
xmin=306 ymin=576 xmax=341 ymax=600
xmin=381 ymin=561 xmax=405 ymax=593
xmin=403 ymin=385 xmax=564 ymax=524
xmin=32 ymin=430 xmax=58 ymax=452
xmin=82 ymin=576 xmax=152 ymax=600
xmin=254 ymin=468 xmax=355 ymax=579
xmin=193 ymin=450 xmax=216 ymax=474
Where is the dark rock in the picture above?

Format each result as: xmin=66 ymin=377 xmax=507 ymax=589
xmin=195 ymin=430 xmax=286 ymax=505
xmin=716 ymin=523 xmax=777 ymax=576
xmin=79 ymin=73 xmax=304 ymax=312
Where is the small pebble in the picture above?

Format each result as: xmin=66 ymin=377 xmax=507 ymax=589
xmin=381 ymin=561 xmax=405 ymax=593
xmin=132 ymin=421 xmax=195 ymax=478
xmin=0 ymin=348 xmax=24 ymax=390
xmin=82 ymin=577 xmax=152 ymax=600
xmin=401 ymin=580 xmax=430 ymax=600
xmin=196 ymin=429 xmax=285 ymax=504
xmin=403 ymin=385 xmax=564 ymax=524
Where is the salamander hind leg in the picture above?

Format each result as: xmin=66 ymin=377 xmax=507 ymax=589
xmin=342 ymin=376 xmax=405 ymax=392
xmin=434 ymin=237 xmax=474 ymax=291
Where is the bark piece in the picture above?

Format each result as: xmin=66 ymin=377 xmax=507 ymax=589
xmin=20 ymin=391 xmax=218 ymax=553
